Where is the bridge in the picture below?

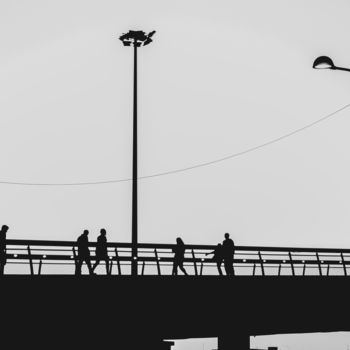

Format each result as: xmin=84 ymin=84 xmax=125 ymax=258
xmin=2 ymin=239 xmax=350 ymax=350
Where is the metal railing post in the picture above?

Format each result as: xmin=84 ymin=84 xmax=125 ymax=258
xmin=288 ymin=252 xmax=295 ymax=276
xmin=341 ymin=253 xmax=347 ymax=276
xmin=154 ymin=249 xmax=161 ymax=276
xmin=141 ymin=261 xmax=145 ymax=275
xmin=27 ymin=246 xmax=34 ymax=275
xmin=115 ymin=248 xmax=121 ymax=275
xmin=316 ymin=252 xmax=322 ymax=276
xmin=38 ymin=259 xmax=42 ymax=275
xmin=108 ymin=260 xmax=113 ymax=275
xmin=258 ymin=251 xmax=265 ymax=276
xmin=72 ymin=247 xmax=78 ymax=275
xmin=192 ymin=249 xmax=198 ymax=276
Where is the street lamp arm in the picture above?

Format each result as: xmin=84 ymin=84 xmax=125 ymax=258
xmin=333 ymin=66 xmax=350 ymax=73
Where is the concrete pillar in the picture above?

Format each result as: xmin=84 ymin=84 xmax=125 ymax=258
xmin=218 ymin=333 xmax=250 ymax=350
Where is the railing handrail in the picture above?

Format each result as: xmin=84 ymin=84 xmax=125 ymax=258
xmin=5 ymin=239 xmax=350 ymax=254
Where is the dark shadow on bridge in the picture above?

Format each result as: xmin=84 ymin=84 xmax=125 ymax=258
xmin=1 ymin=275 xmax=350 ymax=349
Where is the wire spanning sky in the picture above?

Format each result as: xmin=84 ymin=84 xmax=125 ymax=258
xmin=0 ymin=102 xmax=349 ymax=185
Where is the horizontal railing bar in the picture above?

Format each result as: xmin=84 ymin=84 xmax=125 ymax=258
xmin=5 ymin=239 xmax=350 ymax=254
xmin=6 ymin=261 xmax=348 ymax=268
xmin=4 ymin=254 xmax=350 ymax=266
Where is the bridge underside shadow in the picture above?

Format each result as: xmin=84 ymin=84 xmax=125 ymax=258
xmin=2 ymin=276 xmax=349 ymax=349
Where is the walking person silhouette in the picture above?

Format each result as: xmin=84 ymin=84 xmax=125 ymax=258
xmin=222 ymin=233 xmax=235 ymax=276
xmin=172 ymin=237 xmax=188 ymax=275
xmin=0 ymin=225 xmax=9 ymax=275
xmin=92 ymin=228 xmax=109 ymax=275
xmin=76 ymin=230 xmax=94 ymax=275
xmin=206 ymin=243 xmax=223 ymax=275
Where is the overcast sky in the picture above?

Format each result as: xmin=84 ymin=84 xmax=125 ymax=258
xmin=1 ymin=0 xmax=350 ymax=349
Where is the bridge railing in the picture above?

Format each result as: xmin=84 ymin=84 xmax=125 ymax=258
xmin=2 ymin=239 xmax=350 ymax=276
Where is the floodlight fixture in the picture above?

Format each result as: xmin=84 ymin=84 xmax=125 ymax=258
xmin=119 ymin=30 xmax=156 ymax=47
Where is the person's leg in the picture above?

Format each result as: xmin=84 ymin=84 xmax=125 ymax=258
xmin=76 ymin=258 xmax=82 ymax=275
xmin=0 ymin=255 xmax=6 ymax=275
xmin=105 ymin=258 xmax=109 ymax=275
xmin=85 ymin=257 xmax=94 ymax=275
xmin=179 ymin=262 xmax=188 ymax=275
xmin=217 ymin=261 xmax=223 ymax=276
xmin=227 ymin=259 xmax=234 ymax=276
xmin=82 ymin=258 xmax=87 ymax=273
xmin=92 ymin=258 xmax=100 ymax=272
xmin=230 ymin=259 xmax=235 ymax=276
xmin=172 ymin=262 xmax=178 ymax=275
xmin=81 ymin=256 xmax=93 ymax=275
xmin=223 ymin=259 xmax=229 ymax=275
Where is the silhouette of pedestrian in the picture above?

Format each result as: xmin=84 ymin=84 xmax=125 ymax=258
xmin=0 ymin=225 xmax=9 ymax=275
xmin=172 ymin=237 xmax=188 ymax=275
xmin=92 ymin=228 xmax=109 ymax=275
xmin=76 ymin=230 xmax=94 ymax=275
xmin=222 ymin=233 xmax=235 ymax=276
xmin=206 ymin=243 xmax=223 ymax=275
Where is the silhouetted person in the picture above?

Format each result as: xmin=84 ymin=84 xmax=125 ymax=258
xmin=172 ymin=237 xmax=188 ymax=276
xmin=92 ymin=228 xmax=109 ymax=274
xmin=222 ymin=233 xmax=235 ymax=276
xmin=76 ymin=230 xmax=93 ymax=275
xmin=206 ymin=243 xmax=223 ymax=275
xmin=0 ymin=225 xmax=9 ymax=275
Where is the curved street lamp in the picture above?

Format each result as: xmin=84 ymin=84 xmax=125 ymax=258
xmin=313 ymin=56 xmax=350 ymax=72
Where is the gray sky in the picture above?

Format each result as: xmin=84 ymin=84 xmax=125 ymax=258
xmin=1 ymin=0 xmax=350 ymax=349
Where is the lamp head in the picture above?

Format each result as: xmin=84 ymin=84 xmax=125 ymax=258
xmin=313 ymin=56 xmax=335 ymax=70
xmin=119 ymin=30 xmax=156 ymax=47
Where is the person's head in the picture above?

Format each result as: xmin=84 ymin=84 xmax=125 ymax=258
xmin=0 ymin=225 xmax=8 ymax=238
xmin=176 ymin=237 xmax=184 ymax=245
xmin=83 ymin=229 xmax=89 ymax=236
xmin=100 ymin=228 xmax=106 ymax=236
xmin=217 ymin=243 xmax=222 ymax=247
xmin=224 ymin=233 xmax=230 ymax=239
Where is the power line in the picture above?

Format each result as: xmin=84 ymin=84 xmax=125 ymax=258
xmin=0 ymin=102 xmax=350 ymax=186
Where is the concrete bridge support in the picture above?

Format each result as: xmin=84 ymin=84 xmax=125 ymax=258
xmin=218 ymin=333 xmax=250 ymax=350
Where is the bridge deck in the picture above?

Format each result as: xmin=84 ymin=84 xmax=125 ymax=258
xmin=1 ymin=275 xmax=349 ymax=347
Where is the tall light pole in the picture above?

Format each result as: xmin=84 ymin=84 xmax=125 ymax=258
xmin=313 ymin=56 xmax=350 ymax=72
xmin=119 ymin=30 xmax=155 ymax=276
